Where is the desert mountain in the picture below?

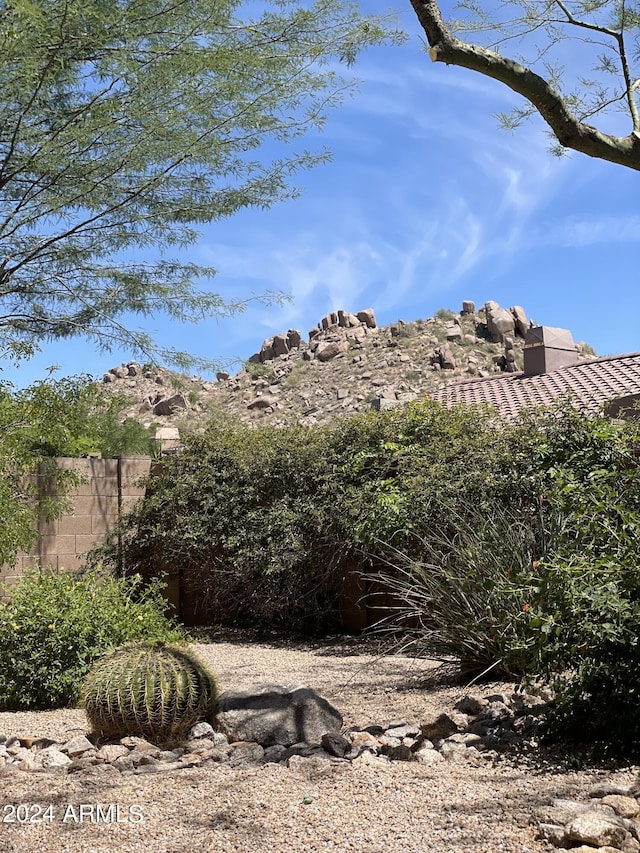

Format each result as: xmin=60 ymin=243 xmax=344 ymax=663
xmin=100 ymin=299 xmax=596 ymax=436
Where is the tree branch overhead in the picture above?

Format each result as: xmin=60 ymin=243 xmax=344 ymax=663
xmin=409 ymin=0 xmax=640 ymax=171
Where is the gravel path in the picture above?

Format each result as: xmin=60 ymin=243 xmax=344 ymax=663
xmin=0 ymin=637 xmax=634 ymax=853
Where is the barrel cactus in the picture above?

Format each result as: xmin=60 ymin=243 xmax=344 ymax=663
xmin=81 ymin=641 xmax=218 ymax=743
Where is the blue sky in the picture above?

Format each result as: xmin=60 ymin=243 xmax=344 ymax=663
xmin=4 ymin=1 xmax=638 ymax=388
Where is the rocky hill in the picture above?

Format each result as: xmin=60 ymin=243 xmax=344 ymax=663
xmin=100 ymin=299 xmax=596 ymax=440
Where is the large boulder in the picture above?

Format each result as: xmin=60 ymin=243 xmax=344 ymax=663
xmin=260 ymin=337 xmax=275 ymax=362
xmin=152 ymin=394 xmax=187 ymax=416
xmin=287 ymin=329 xmax=302 ymax=349
xmin=511 ymin=305 xmax=529 ymax=338
xmin=215 ymin=684 xmax=343 ymax=747
xmin=484 ymin=301 xmax=515 ymax=342
xmin=356 ymin=308 xmax=376 ymax=328
xmin=272 ymin=333 xmax=290 ymax=357
xmin=316 ymin=341 xmax=348 ymax=362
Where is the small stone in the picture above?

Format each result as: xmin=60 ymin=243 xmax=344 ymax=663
xmin=571 ymin=848 xmax=623 ymax=853
xmin=184 ymin=738 xmax=217 ymax=754
xmin=129 ymin=746 xmax=161 ymax=764
xmin=349 ymin=731 xmax=379 ymax=754
xmin=413 ymin=747 xmax=444 ymax=765
xmin=9 ymin=747 xmax=32 ymax=761
xmin=384 ymin=724 xmax=420 ymax=739
xmin=446 ymin=733 xmax=483 ymax=747
xmin=454 ymin=695 xmax=488 ymax=716
xmin=158 ymin=750 xmax=183 ymax=762
xmin=263 ymin=745 xmax=287 ymax=763
xmin=62 ymin=735 xmax=94 ymax=757
xmin=227 ymin=742 xmax=264 ymax=767
xmin=378 ymin=735 xmax=402 ymax=749
xmin=567 ymin=811 xmax=627 ymax=848
xmin=590 ymin=783 xmax=634 ymax=798
xmin=40 ymin=748 xmax=72 ymax=768
xmin=321 ymin=732 xmax=351 ymax=759
xmin=114 ymin=754 xmax=135 ymax=772
xmin=97 ymin=744 xmax=130 ymax=762
xmin=120 ymin=736 xmax=155 ymax=750
xmin=179 ymin=751 xmax=206 ymax=765
xmin=66 ymin=757 xmax=100 ymax=772
xmin=420 ymin=713 xmax=459 ymax=740
xmin=386 ymin=744 xmax=413 ymax=762
xmin=351 ymin=750 xmax=388 ymax=768
xmin=440 ymin=741 xmax=468 ymax=759
xmin=17 ymin=756 xmax=40 ymax=772
xmin=537 ymin=823 xmax=569 ymax=846
xmin=602 ymin=795 xmax=640 ymax=818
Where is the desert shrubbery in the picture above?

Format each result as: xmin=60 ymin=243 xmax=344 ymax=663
xmin=102 ymin=396 xmax=640 ymax=757
xmin=0 ymin=568 xmax=184 ymax=710
xmin=374 ymin=403 xmax=640 ymax=758
xmin=99 ymin=400 xmax=511 ymax=631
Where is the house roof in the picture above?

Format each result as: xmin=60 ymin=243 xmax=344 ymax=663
xmin=429 ymin=352 xmax=640 ymax=419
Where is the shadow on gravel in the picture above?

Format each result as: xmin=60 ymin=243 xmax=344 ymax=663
xmin=190 ymin=626 xmax=410 ymax=657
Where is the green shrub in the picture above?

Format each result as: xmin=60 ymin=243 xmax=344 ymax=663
xmin=82 ymin=641 xmax=217 ymax=743
xmin=96 ymin=400 xmax=511 ymax=632
xmin=99 ymin=418 xmax=347 ymax=631
xmin=244 ymin=360 xmax=275 ymax=382
xmin=434 ymin=307 xmax=457 ymax=321
xmin=527 ymin=558 xmax=640 ymax=759
xmin=0 ymin=568 xmax=185 ymax=710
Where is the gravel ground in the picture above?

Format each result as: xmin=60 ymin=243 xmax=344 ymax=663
xmin=0 ymin=636 xmax=636 ymax=853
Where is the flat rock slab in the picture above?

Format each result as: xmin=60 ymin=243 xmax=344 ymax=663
xmin=215 ymin=684 xmax=343 ymax=747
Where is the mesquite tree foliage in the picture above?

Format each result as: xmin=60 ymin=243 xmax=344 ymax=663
xmin=409 ymin=0 xmax=640 ymax=170
xmin=0 ymin=0 xmax=399 ymax=365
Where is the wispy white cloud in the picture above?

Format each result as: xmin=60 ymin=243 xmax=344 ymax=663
xmin=538 ymin=215 xmax=640 ymax=248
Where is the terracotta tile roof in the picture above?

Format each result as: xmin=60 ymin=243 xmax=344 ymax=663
xmin=430 ymin=352 xmax=640 ymax=419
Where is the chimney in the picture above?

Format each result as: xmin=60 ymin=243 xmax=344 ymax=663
xmin=523 ymin=326 xmax=578 ymax=376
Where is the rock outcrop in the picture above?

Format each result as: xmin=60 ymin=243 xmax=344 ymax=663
xmin=99 ymin=300 xmax=596 ymax=435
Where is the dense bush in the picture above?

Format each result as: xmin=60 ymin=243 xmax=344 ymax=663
xmin=101 ymin=416 xmax=350 ymax=631
xmin=102 ymin=399 xmax=547 ymax=631
xmin=522 ymin=409 xmax=640 ymax=758
xmin=0 ymin=568 xmax=185 ymax=710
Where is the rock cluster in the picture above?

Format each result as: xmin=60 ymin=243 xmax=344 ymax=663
xmin=484 ymin=301 xmax=531 ymax=343
xmin=248 ymin=307 xmax=378 ymax=365
xmin=535 ymin=783 xmax=640 ymax=852
xmin=102 ymin=360 xmax=214 ymax=421
xmin=0 ymin=684 xmax=550 ymax=777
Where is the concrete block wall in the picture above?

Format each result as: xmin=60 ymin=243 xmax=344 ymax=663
xmin=0 ymin=456 xmax=152 ymax=589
